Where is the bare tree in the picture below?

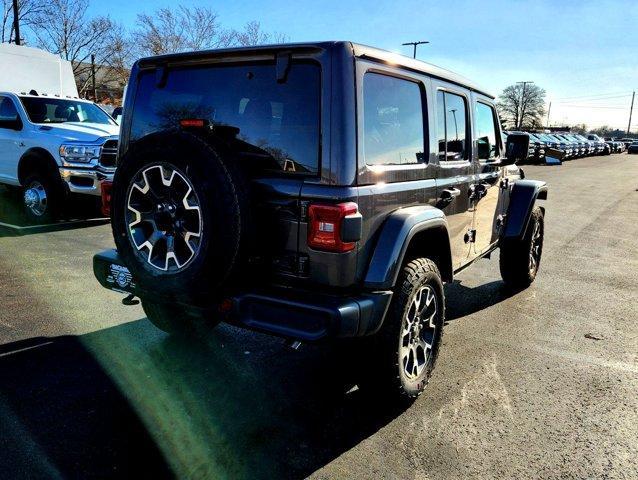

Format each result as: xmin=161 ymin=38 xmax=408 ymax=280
xmin=134 ymin=6 xmax=233 ymax=57
xmin=1 ymin=0 xmax=46 ymax=43
xmin=30 ymin=0 xmax=116 ymax=94
xmin=497 ymin=83 xmax=546 ymax=130
xmin=135 ymin=7 xmax=290 ymax=56
xmin=232 ymin=21 xmax=288 ymax=46
xmin=100 ymin=23 xmax=134 ymax=89
xmin=570 ymin=123 xmax=588 ymax=134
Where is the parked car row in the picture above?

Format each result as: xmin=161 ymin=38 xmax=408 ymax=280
xmin=503 ymin=130 xmax=630 ymax=163
xmin=603 ymin=137 xmax=627 ymax=153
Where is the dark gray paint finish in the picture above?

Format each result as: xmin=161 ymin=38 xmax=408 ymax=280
xmin=106 ymin=40 xmax=548 ymax=340
xmin=363 ymin=205 xmax=448 ymax=289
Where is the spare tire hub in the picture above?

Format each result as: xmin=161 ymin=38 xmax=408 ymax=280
xmin=126 ymin=164 xmax=202 ymax=272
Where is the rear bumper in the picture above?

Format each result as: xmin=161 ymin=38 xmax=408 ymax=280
xmin=93 ymin=249 xmax=393 ymax=341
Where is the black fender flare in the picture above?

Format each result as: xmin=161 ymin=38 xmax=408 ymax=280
xmin=364 ymin=205 xmax=451 ymax=290
xmin=503 ymin=179 xmax=548 ymax=240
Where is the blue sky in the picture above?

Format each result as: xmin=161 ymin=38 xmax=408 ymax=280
xmin=92 ymin=0 xmax=637 ymax=131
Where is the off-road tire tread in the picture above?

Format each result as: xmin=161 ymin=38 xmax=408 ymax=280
xmin=364 ymin=257 xmax=445 ymax=402
xmin=499 ymin=206 xmax=544 ymax=289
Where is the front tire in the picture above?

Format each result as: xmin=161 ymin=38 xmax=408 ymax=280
xmin=500 ymin=206 xmax=544 ymax=289
xmin=23 ymin=171 xmax=64 ymax=223
xmin=363 ymin=258 xmax=445 ymax=400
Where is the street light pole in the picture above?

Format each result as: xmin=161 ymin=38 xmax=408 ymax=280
xmin=627 ymin=91 xmax=635 ymax=135
xmin=402 ymin=41 xmax=429 ymax=59
xmin=12 ymin=0 xmax=21 ymax=45
xmin=91 ymin=54 xmax=97 ymax=101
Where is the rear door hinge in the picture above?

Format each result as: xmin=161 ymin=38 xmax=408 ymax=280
xmin=500 ymin=178 xmax=509 ymax=190
xmin=299 ymin=200 xmax=310 ymax=222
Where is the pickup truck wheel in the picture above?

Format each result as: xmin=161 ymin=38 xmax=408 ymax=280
xmin=22 ymin=172 xmax=63 ymax=223
xmin=142 ymin=300 xmax=219 ymax=335
xmin=363 ymin=258 xmax=445 ymax=400
xmin=500 ymin=206 xmax=544 ymax=289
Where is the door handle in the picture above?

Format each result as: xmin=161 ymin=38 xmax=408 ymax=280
xmin=469 ymin=183 xmax=489 ymax=200
xmin=440 ymin=187 xmax=461 ymax=203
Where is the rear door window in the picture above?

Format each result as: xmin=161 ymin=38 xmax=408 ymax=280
xmin=436 ymin=91 xmax=468 ymax=161
xmin=131 ymin=62 xmax=321 ymax=175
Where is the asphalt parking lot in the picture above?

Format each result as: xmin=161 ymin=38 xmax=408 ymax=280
xmin=0 ymin=154 xmax=636 ymax=479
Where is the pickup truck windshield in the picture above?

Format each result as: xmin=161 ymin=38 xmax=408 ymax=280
xmin=130 ymin=62 xmax=321 ymax=175
xmin=20 ymin=97 xmax=115 ymax=125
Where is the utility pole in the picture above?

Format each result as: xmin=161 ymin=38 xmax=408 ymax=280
xmin=91 ymin=54 xmax=97 ymax=102
xmin=516 ymin=81 xmax=534 ymax=129
xmin=628 ymin=91 xmax=635 ymax=135
xmin=402 ymin=41 xmax=429 ymax=59
xmin=12 ymin=0 xmax=21 ymax=45
xmin=546 ymin=101 xmax=551 ymax=128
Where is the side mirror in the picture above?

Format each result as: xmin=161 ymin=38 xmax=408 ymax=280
xmin=502 ymin=132 xmax=529 ymax=165
xmin=0 ymin=117 xmax=22 ymax=131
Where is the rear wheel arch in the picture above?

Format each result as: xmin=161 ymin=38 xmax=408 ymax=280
xmin=403 ymin=225 xmax=453 ymax=283
xmin=363 ymin=207 xmax=453 ymax=289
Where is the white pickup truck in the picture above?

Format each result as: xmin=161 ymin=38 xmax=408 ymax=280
xmin=0 ymin=43 xmax=119 ymax=222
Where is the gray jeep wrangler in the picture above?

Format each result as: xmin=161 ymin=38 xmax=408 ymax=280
xmin=94 ymin=41 xmax=546 ymax=399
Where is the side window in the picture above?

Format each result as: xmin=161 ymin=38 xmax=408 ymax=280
xmin=475 ymin=102 xmax=499 ymax=160
xmin=436 ymin=90 xmax=468 ymax=161
xmin=363 ymin=72 xmax=425 ymax=166
xmin=0 ymin=97 xmax=20 ymax=126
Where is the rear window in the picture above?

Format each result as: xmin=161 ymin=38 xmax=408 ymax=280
xmin=130 ymin=62 xmax=321 ymax=175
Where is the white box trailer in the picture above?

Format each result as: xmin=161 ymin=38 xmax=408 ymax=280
xmin=0 ymin=43 xmax=78 ymax=97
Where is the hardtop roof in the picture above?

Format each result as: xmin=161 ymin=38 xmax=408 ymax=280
xmin=136 ymin=41 xmax=495 ymax=99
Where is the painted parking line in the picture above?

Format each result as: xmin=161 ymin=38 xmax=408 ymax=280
xmin=0 ymin=218 xmax=108 ymax=231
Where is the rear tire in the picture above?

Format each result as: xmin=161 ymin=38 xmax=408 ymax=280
xmin=500 ymin=206 xmax=544 ymax=289
xmin=142 ymin=300 xmax=219 ymax=335
xmin=361 ymin=258 xmax=445 ymax=401
xmin=23 ymin=171 xmax=64 ymax=224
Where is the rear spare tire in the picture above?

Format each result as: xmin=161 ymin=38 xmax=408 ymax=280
xmin=111 ymin=132 xmax=249 ymax=303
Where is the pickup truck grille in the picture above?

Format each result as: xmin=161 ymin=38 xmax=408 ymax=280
xmin=99 ymin=139 xmax=118 ymax=168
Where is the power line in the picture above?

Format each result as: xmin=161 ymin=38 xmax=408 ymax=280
xmin=553 ymin=91 xmax=634 ymax=101
xmin=554 ymin=96 xmax=633 ymax=105
xmin=556 ymin=105 xmax=627 ymax=109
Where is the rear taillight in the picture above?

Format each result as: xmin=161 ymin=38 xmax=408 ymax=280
xmin=101 ymin=180 xmax=113 ymax=217
xmin=308 ymin=202 xmax=359 ymax=252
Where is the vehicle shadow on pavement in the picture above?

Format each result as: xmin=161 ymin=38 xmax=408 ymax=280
xmin=0 ymin=335 xmax=174 ymax=479
xmin=0 ymin=321 xmax=408 ymax=479
xmin=0 ymin=186 xmax=108 ymax=238
xmin=444 ymin=279 xmax=517 ymax=322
